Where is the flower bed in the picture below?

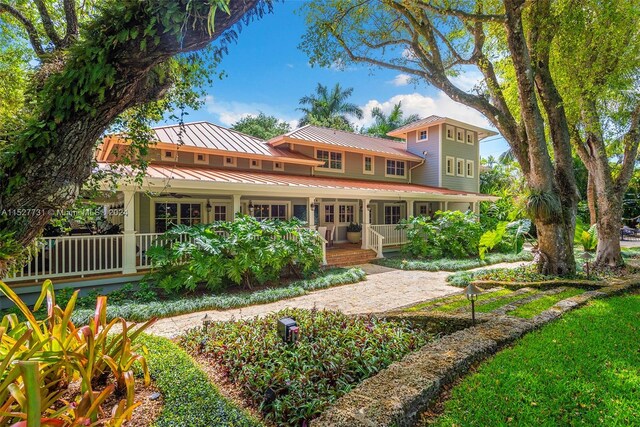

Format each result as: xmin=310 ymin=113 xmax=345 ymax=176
xmin=180 ymin=308 xmax=433 ymax=426
xmin=373 ymin=252 xmax=533 ymax=272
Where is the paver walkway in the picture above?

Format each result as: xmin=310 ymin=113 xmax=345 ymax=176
xmin=146 ymin=261 xmax=525 ymax=338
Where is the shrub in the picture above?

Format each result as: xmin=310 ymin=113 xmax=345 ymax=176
xmin=0 ymin=280 xmax=155 ymax=426
xmin=479 ymin=219 xmax=532 ymax=259
xmin=346 ymin=222 xmax=362 ymax=232
xmin=181 ymin=308 xmax=432 ymax=426
xmin=147 ymin=215 xmax=323 ymax=293
xmin=398 ymin=211 xmax=483 ymax=259
xmin=575 ymin=219 xmax=598 ymax=252
xmin=374 ymin=252 xmax=533 ymax=272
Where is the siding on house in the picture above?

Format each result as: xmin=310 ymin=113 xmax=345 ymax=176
xmin=440 ymin=126 xmax=479 ymax=193
xmin=403 ymin=126 xmax=440 ymax=186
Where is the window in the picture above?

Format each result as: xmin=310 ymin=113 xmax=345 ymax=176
xmin=456 ymin=158 xmax=465 ymax=176
xmin=213 ymin=205 xmax=227 ymax=221
xmin=418 ymin=204 xmax=429 ymax=216
xmin=386 ymin=159 xmax=406 ymax=177
xmin=445 ymin=125 xmax=454 ymax=140
xmin=338 ymin=205 xmax=355 ymax=223
xmin=363 ymin=155 xmax=374 ymax=175
xmin=466 ymin=131 xmax=475 ymax=145
xmin=194 ymin=153 xmax=209 ymax=164
xmin=446 ymin=156 xmax=455 ymax=176
xmin=324 ymin=205 xmax=335 ymax=223
xmin=273 ymin=161 xmax=284 ymax=171
xmin=154 ymin=202 xmax=202 ymax=232
xmin=456 ymin=129 xmax=464 ymax=142
xmin=384 ymin=205 xmax=401 ymax=224
xmin=316 ymin=149 xmax=344 ymax=171
xmin=250 ymin=159 xmax=262 ymax=169
xmin=224 ymin=156 xmax=237 ymax=167
xmin=253 ymin=204 xmax=287 ymax=221
xmin=418 ymin=129 xmax=428 ymax=141
xmin=466 ymin=160 xmax=475 ymax=178
xmin=161 ymin=149 xmax=177 ymax=161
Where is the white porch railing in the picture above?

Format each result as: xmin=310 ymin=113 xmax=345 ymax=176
xmin=366 ymin=227 xmax=385 ymax=258
xmin=3 ymin=235 xmax=123 ymax=283
xmin=370 ymin=224 xmax=408 ymax=247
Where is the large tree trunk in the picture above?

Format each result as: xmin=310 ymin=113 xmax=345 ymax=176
xmin=593 ymin=191 xmax=624 ymax=268
xmin=587 ymin=173 xmax=598 ymax=225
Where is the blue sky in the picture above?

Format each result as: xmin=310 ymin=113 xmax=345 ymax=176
xmin=181 ymin=1 xmax=509 ymax=159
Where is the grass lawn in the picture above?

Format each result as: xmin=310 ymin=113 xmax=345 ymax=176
xmin=509 ymin=287 xmax=585 ymax=318
xmin=475 ymin=289 xmax=539 ymax=313
xmin=428 ymin=292 xmax=640 ymax=426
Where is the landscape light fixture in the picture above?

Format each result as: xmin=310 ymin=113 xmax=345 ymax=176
xmin=581 ymin=251 xmax=594 ymax=279
xmin=248 ymin=200 xmax=255 ymax=215
xmin=206 ymin=201 xmax=212 ymax=214
xmin=465 ymin=284 xmax=483 ymax=325
xmin=278 ymin=317 xmax=300 ymax=343
xmin=202 ymin=313 xmax=212 ymax=329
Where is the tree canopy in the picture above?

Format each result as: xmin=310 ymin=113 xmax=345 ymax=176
xmin=298 ymin=82 xmax=363 ymax=131
xmin=363 ymin=101 xmax=419 ymax=138
xmin=231 ymin=112 xmax=291 ymax=140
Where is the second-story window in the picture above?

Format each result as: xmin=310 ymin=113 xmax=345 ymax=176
xmin=363 ymin=155 xmax=374 ymax=174
xmin=418 ymin=130 xmax=428 ymax=141
xmin=316 ymin=149 xmax=343 ymax=171
xmin=386 ymin=159 xmax=406 ymax=177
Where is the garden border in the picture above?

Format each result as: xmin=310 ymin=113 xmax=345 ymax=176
xmin=311 ymin=276 xmax=640 ymax=427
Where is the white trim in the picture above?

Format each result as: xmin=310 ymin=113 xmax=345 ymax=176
xmin=194 ymin=153 xmax=209 ymax=165
xmin=415 ymin=202 xmax=432 ymax=216
xmin=337 ymin=202 xmax=357 ymax=224
xmin=247 ymin=200 xmax=291 ymax=220
xmin=314 ymin=148 xmax=345 ymax=173
xmin=249 ymin=158 xmax=262 ymax=169
xmin=445 ymin=125 xmax=454 ymax=141
xmin=456 ymin=158 xmax=465 ymax=176
xmin=151 ymin=199 xmax=205 ymax=233
xmin=161 ymin=149 xmax=178 ymax=162
xmin=382 ymin=203 xmax=404 ymax=225
xmin=362 ymin=155 xmax=375 ymax=175
xmin=456 ymin=128 xmax=464 ymax=143
xmin=417 ymin=129 xmax=428 ymax=142
xmin=384 ymin=158 xmax=407 ymax=178
xmin=466 ymin=159 xmax=475 ymax=178
xmin=445 ymin=156 xmax=455 ymax=176
xmin=224 ymin=156 xmax=237 ymax=167
xmin=466 ymin=130 xmax=475 ymax=145
xmin=273 ymin=161 xmax=285 ymax=171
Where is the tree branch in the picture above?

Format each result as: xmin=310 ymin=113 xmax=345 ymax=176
xmin=0 ymin=3 xmax=46 ymax=57
xmin=33 ymin=0 xmax=63 ymax=47
xmin=62 ymin=0 xmax=79 ymax=46
xmin=615 ymin=102 xmax=640 ymax=191
xmin=418 ymin=2 xmax=506 ymax=23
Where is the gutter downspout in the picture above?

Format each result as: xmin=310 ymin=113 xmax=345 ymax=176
xmin=409 ymin=157 xmax=426 ymax=184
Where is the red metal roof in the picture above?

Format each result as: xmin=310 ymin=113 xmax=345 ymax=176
xmin=104 ymin=163 xmax=491 ymax=198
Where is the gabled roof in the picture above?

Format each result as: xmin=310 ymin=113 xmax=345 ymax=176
xmin=387 ymin=115 xmax=498 ymax=139
xmin=269 ymin=125 xmax=423 ymax=161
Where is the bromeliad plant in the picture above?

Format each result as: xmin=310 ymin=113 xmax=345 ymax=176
xmin=147 ymin=215 xmax=324 ymax=293
xmin=0 ymin=280 xmax=156 ymax=426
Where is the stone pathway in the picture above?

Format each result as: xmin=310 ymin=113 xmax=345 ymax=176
xmin=145 ymin=261 xmax=527 ymax=338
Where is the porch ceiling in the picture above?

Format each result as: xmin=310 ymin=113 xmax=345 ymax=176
xmin=108 ymin=164 xmax=497 ymax=202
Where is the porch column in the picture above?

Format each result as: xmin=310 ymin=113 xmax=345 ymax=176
xmin=443 ymin=201 xmax=449 ymax=211
xmin=473 ymin=201 xmax=479 ymax=214
xmin=361 ymin=198 xmax=370 ymax=249
xmin=122 ymin=188 xmax=137 ymax=274
xmin=406 ymin=200 xmax=414 ymax=219
xmin=232 ymin=194 xmax=241 ymax=220
xmin=307 ymin=197 xmax=315 ymax=227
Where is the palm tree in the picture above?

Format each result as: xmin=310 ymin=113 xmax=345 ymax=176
xmin=298 ymin=83 xmax=363 ymax=130
xmin=364 ymin=101 xmax=420 ymax=138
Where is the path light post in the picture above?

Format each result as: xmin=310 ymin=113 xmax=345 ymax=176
xmin=582 ymin=252 xmax=594 ymax=279
xmin=465 ymin=284 xmax=483 ymax=325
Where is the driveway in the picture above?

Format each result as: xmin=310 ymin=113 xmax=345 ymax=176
xmin=145 ymin=261 xmax=525 ymax=338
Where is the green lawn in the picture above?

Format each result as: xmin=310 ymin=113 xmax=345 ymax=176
xmin=509 ymin=288 xmax=585 ymax=318
xmin=475 ymin=289 xmax=539 ymax=313
xmin=429 ymin=292 xmax=640 ymax=426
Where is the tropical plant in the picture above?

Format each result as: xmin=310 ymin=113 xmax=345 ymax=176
xmin=0 ymin=280 xmax=155 ymax=426
xmin=297 ymin=83 xmax=363 ymax=130
xmin=479 ymin=219 xmax=532 ymax=259
xmin=575 ymin=220 xmax=598 ymax=252
xmin=147 ymin=215 xmax=324 ymax=293
xmin=363 ymin=101 xmax=419 ymax=138
xmin=346 ymin=222 xmax=362 ymax=232
xmin=479 ymin=222 xmax=508 ymax=260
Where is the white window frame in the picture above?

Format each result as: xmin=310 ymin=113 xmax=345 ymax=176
xmin=445 ymin=125 xmax=454 ymax=141
xmin=466 ymin=130 xmax=475 ymax=145
xmin=456 ymin=129 xmax=464 ymax=143
xmin=224 ymin=156 xmax=237 ymax=167
xmin=161 ymin=149 xmax=177 ymax=162
xmin=363 ymin=155 xmax=375 ymax=175
xmin=245 ymin=200 xmax=291 ymax=220
xmin=194 ymin=153 xmax=209 ymax=165
xmin=466 ymin=160 xmax=475 ymax=178
xmin=273 ymin=161 xmax=285 ymax=171
xmin=249 ymin=158 xmax=262 ymax=169
xmin=385 ymin=159 xmax=407 ymax=178
xmin=338 ymin=203 xmax=357 ymax=224
xmin=456 ymin=158 xmax=465 ymax=176
xmin=151 ymin=198 xmax=207 ymax=232
xmin=383 ymin=204 xmax=402 ymax=225
xmin=315 ymin=148 xmax=345 ymax=173
xmin=211 ymin=204 xmax=230 ymax=222
xmin=445 ymin=156 xmax=455 ymax=176
xmin=418 ymin=129 xmax=428 ymax=141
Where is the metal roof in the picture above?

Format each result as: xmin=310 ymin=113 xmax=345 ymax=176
xmin=272 ymin=125 xmax=423 ymax=160
xmin=107 ymin=163 xmax=491 ymax=198
xmin=387 ymin=115 xmax=498 ymax=139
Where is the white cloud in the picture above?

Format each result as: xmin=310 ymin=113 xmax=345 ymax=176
xmin=204 ymin=95 xmax=296 ymax=127
xmin=449 ymin=70 xmax=485 ymax=92
xmin=389 ymin=74 xmax=412 ymax=87
xmin=353 ymin=92 xmax=494 ymax=131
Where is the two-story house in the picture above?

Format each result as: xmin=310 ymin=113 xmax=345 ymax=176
xmin=4 ymin=116 xmax=497 ymax=288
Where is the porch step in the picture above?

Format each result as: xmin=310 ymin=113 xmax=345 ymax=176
xmin=325 ymin=245 xmax=377 ymax=267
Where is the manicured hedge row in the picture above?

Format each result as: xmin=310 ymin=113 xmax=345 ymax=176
xmin=139 ymin=334 xmax=259 ymax=427
xmin=71 ymin=267 xmax=366 ymax=323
